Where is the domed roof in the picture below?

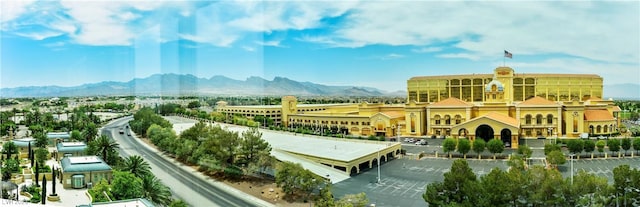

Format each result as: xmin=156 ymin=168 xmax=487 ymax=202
xmin=485 ymin=79 xmax=504 ymax=92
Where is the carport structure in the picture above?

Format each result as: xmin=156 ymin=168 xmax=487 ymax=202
xmin=280 ymin=142 xmax=402 ymax=176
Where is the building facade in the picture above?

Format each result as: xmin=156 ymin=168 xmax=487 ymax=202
xmin=60 ymin=156 xmax=112 ymax=189
xmin=216 ymin=67 xmax=620 ymax=148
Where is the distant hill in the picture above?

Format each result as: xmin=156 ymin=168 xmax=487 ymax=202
xmin=0 ymin=74 xmax=403 ymax=98
xmin=603 ymin=84 xmax=640 ymax=100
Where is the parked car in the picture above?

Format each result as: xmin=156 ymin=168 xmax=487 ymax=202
xmin=119 ymin=129 xmax=124 ymax=134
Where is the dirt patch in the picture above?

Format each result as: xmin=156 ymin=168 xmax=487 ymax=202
xmin=138 ymin=137 xmax=310 ymax=206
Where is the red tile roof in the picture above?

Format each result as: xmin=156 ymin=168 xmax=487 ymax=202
xmin=518 ymin=96 xmax=559 ymax=106
xmin=584 ymin=110 xmax=614 ymax=121
xmin=429 ymin=97 xmax=474 ymax=107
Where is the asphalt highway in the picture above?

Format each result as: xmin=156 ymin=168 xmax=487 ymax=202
xmin=102 ymin=117 xmax=265 ymax=207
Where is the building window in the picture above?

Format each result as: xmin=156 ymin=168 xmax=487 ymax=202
xmin=434 ymin=115 xmax=441 ymax=125
xmin=596 ymin=125 xmax=601 ymax=133
xmin=547 ymin=114 xmax=553 ymax=125
xmin=455 ymin=115 xmax=462 ymax=125
xmin=444 ymin=115 xmax=451 ymax=125
xmin=536 ymin=114 xmax=543 ymax=125
xmin=525 ymin=115 xmax=532 ymax=125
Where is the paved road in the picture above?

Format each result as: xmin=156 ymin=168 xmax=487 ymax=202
xmin=102 ymin=117 xmax=268 ymax=207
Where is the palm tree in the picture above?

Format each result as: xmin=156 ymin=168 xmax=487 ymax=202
xmin=122 ymin=155 xmax=151 ymax=178
xmin=82 ymin=123 xmax=98 ymax=143
xmin=141 ymin=174 xmax=172 ymax=206
xmin=95 ymin=135 xmax=119 ymax=164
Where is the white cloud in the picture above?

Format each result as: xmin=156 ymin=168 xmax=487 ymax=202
xmin=438 ymin=53 xmax=481 ymax=61
xmin=256 ymin=40 xmax=285 ymax=47
xmin=0 ymin=0 xmax=36 ymax=23
xmin=311 ymin=1 xmax=639 ymax=64
xmin=412 ymin=47 xmax=442 ymax=53
xmin=243 ymin=46 xmax=256 ymax=52
xmin=381 ymin=53 xmax=404 ymax=60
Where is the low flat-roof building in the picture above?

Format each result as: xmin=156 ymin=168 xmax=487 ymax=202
xmin=47 ymin=132 xmax=70 ymax=146
xmin=56 ymin=142 xmax=87 ymax=161
xmin=10 ymin=137 xmax=36 ymax=159
xmin=60 ymin=156 xmax=112 ymax=189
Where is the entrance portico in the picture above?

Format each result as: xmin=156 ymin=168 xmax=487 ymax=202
xmin=451 ymin=112 xmax=520 ymax=148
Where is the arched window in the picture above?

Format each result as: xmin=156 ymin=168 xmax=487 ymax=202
xmin=604 ymin=125 xmax=608 ymax=133
xmin=611 ymin=125 xmax=614 ymax=132
xmin=596 ymin=125 xmax=602 ymax=133
xmin=455 ymin=115 xmax=462 ymax=125
xmin=536 ymin=114 xmax=543 ymax=125
xmin=434 ymin=115 xmax=441 ymax=125
xmin=547 ymin=114 xmax=553 ymax=125
xmin=525 ymin=115 xmax=532 ymax=125
xmin=444 ymin=115 xmax=451 ymax=125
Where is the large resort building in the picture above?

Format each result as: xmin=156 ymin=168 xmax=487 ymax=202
xmin=216 ymin=67 xmax=621 ymax=149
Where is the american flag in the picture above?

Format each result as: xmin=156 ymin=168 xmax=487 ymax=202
xmin=504 ymin=50 xmax=513 ymax=59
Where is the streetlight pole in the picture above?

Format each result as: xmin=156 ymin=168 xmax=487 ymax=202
xmin=377 ymin=148 xmax=381 ymax=183
xmin=570 ymin=153 xmax=575 ymax=186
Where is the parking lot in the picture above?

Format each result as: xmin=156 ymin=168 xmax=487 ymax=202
xmin=559 ymin=157 xmax=640 ymax=183
xmin=332 ymin=158 xmax=509 ymax=207
xmin=333 ymin=153 xmax=640 ymax=207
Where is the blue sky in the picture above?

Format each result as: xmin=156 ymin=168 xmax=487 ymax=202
xmin=1 ymin=1 xmax=639 ymax=92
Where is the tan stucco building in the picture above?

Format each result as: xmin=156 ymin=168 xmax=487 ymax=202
xmin=216 ymin=67 xmax=621 ymax=149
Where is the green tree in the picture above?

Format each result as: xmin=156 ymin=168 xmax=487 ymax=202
xmin=507 ymin=154 xmax=526 ymax=172
xmin=566 ymin=139 xmax=584 ymax=156
xmin=314 ymin=184 xmax=335 ymax=207
xmin=612 ymin=165 xmax=640 ymax=204
xmin=70 ymin=130 xmax=82 ymax=141
xmin=568 ymin=170 xmax=613 ymax=206
xmin=621 ymin=138 xmax=631 ymax=156
xmin=479 ymin=168 xmax=511 ymax=205
xmin=457 ymin=138 xmax=471 ymax=158
xmin=187 ymin=101 xmax=201 ymax=109
xmin=141 ymin=174 xmax=172 ymax=206
xmin=122 ymin=155 xmax=151 ymax=178
xmin=239 ymin=127 xmax=271 ymax=165
xmin=633 ymin=138 xmax=640 ymax=154
xmin=82 ymin=123 xmax=98 ymax=143
xmin=2 ymin=158 xmax=20 ymax=174
xmin=335 ymin=192 xmax=369 ymax=207
xmin=215 ymin=130 xmax=241 ymax=166
xmin=34 ymin=148 xmax=49 ymax=167
xmin=275 ymin=161 xmax=322 ymax=199
xmin=33 ymin=130 xmax=48 ymax=148
xmin=111 ymin=171 xmax=143 ymax=200
xmin=596 ymin=140 xmax=606 ymax=156
xmin=472 ymin=139 xmax=486 ymax=159
xmin=517 ymin=145 xmax=533 ymax=159
xmin=546 ymin=150 xmax=566 ymax=169
xmin=544 ymin=143 xmax=561 ymax=155
xmin=169 ymin=199 xmax=188 ymax=207
xmin=94 ymin=135 xmax=120 ymax=165
xmin=583 ymin=140 xmax=596 ymax=157
xmin=442 ymin=138 xmax=457 ymax=158
xmin=487 ymin=139 xmax=505 ymax=159
xmin=423 ymin=159 xmax=477 ymax=205
xmin=2 ymin=141 xmax=18 ymax=159
xmin=607 ymin=139 xmax=620 ymax=157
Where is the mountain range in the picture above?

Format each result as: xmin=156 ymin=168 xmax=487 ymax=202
xmin=0 ymin=74 xmax=405 ymax=98
xmin=1 ymin=73 xmax=637 ymax=100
